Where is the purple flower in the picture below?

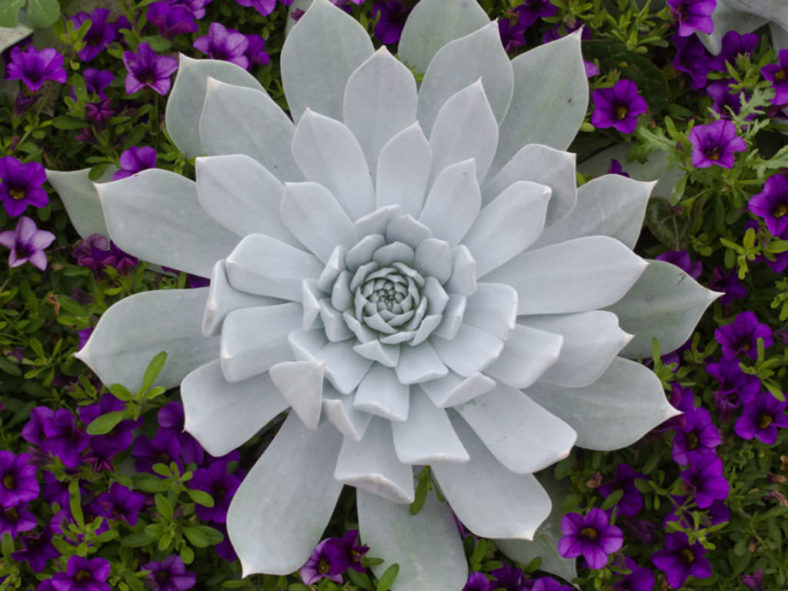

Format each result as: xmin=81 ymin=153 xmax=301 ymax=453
xmin=742 ymin=569 xmax=763 ymax=591
xmin=517 ymin=0 xmax=558 ymax=29
xmin=244 ymin=35 xmax=270 ymax=67
xmin=51 ymin=556 xmax=111 ymax=591
xmin=88 ymin=483 xmax=146 ymax=525
xmin=151 ymin=402 xmax=204 ymax=466
xmin=85 ymin=99 xmax=114 ymax=126
xmin=146 ymin=2 xmax=198 ymax=39
xmin=5 ymin=46 xmax=67 ymax=92
xmin=235 ymin=0 xmax=277 ymax=16
xmin=762 ymin=49 xmax=788 ymax=106
xmin=0 ymin=504 xmax=37 ymax=538
xmin=711 ymin=31 xmax=758 ymax=72
xmin=735 ymin=393 xmax=788 ymax=444
xmin=652 ymin=532 xmax=711 ymax=588
xmin=179 ymin=0 xmax=212 ymax=19
xmin=490 ymin=563 xmax=526 ymax=591
xmin=606 ymin=159 xmax=630 ymax=177
xmin=300 ymin=538 xmax=344 ymax=585
xmin=614 ymin=557 xmax=654 ymax=591
xmin=599 ymin=464 xmax=647 ymax=517
xmin=22 ymin=406 xmax=52 ymax=447
xmin=123 ymin=42 xmax=178 ymax=95
xmin=141 ymin=555 xmax=196 ymax=591
xmin=708 ymin=267 xmax=746 ymax=306
xmin=749 ymin=174 xmax=788 ymax=237
xmin=672 ymin=34 xmax=712 ymax=89
xmin=557 ymin=508 xmax=624 ymax=569
xmin=193 ymin=23 xmax=250 ymax=70
xmin=0 ymin=216 xmax=55 ymax=271
xmin=591 ymin=80 xmax=648 ymax=134
xmin=83 ymin=69 xmax=114 ymax=99
xmin=0 ymin=451 xmax=39 ymax=508
xmin=530 ymin=577 xmax=573 ymax=591
xmin=463 ymin=572 xmax=490 ymax=591
xmin=71 ymin=234 xmax=138 ymax=276
xmin=671 ymin=405 xmax=722 ymax=465
xmin=70 ymin=9 xmax=116 ymax=62
xmin=655 ymin=249 xmax=702 ymax=280
xmin=498 ymin=10 xmax=527 ymax=53
xmin=11 ymin=527 xmax=59 ymax=573
xmin=688 ymin=119 xmax=746 ymax=169
xmin=0 ymin=156 xmax=48 ymax=217
xmin=714 ymin=311 xmax=773 ymax=360
xmin=372 ymin=0 xmax=412 ymax=45
xmin=666 ymin=0 xmax=716 ymax=36
xmin=80 ymin=394 xmax=140 ymax=470
xmin=41 ymin=409 xmax=90 ymax=469
xmin=322 ymin=530 xmax=368 ymax=575
xmin=679 ymin=451 xmax=729 ymax=508
xmin=189 ymin=460 xmax=241 ymax=523
xmin=113 ymin=146 xmax=157 ymax=180
xmin=706 ymin=80 xmax=744 ymax=118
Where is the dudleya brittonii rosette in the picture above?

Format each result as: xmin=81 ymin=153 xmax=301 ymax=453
xmin=49 ymin=0 xmax=720 ymax=588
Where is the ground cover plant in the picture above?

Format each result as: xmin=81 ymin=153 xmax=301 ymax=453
xmin=0 ymin=0 xmax=786 ymax=590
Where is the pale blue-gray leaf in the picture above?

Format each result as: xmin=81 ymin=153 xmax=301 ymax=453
xmin=431 ymin=323 xmax=503 ymax=377
xmin=398 ymin=0 xmax=489 ymax=74
xmin=358 ymin=488 xmax=468 ymax=591
xmin=420 ymin=160 xmax=480 ymax=246
xmin=229 ymin=413 xmax=343 ymax=576
xmin=429 ymin=81 xmax=498 ymax=183
xmin=335 ymin=417 xmax=414 ymax=503
xmin=521 ymin=311 xmax=631 ymax=388
xmin=483 ymin=324 xmax=562 ymax=389
xmin=418 ymin=22 xmax=513 ymax=135
xmin=606 ymin=260 xmax=720 ymax=358
xmin=391 ymin=391 xmax=468 ymax=464
xmin=344 ymin=47 xmax=418 ymax=174
xmin=46 ymin=167 xmax=116 ymax=239
xmin=376 ymin=123 xmax=432 ymax=218
xmin=96 ymin=169 xmax=240 ymax=277
xmin=75 ymin=288 xmax=217 ymax=391
xmin=484 ymin=236 xmax=647 ymax=315
xmin=462 ymin=283 xmax=518 ymax=341
xmin=354 ymin=364 xmax=410 ymax=422
xmin=433 ymin=417 xmax=550 ymax=539
xmin=281 ymin=0 xmax=373 ymax=121
xmin=202 ymin=260 xmax=277 ymax=336
xmin=493 ymin=31 xmax=587 ymax=175
xmin=182 ymin=361 xmax=288 ymax=457
xmin=166 ymin=54 xmax=263 ymax=158
xmin=199 ymin=78 xmax=301 ymax=181
xmin=483 ymin=144 xmax=576 ymax=225
xmin=395 ymin=341 xmax=448 ymax=384
xmin=534 ymin=174 xmax=655 ymax=250
xmin=526 ymin=357 xmax=681 ymax=450
xmin=269 ymin=360 xmax=324 ymax=430
xmin=456 ymin=384 xmax=576 ymax=474
xmin=419 ymin=372 xmax=496 ymax=408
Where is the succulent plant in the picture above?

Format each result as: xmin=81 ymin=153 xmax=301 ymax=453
xmin=48 ymin=0 xmax=719 ymax=588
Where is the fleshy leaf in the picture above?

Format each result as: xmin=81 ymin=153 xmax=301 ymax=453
xmin=46 ymin=167 xmax=116 ymax=239
xmin=418 ymin=22 xmax=514 ymax=135
xmin=376 ymin=124 xmax=432 ymax=218
xmin=433 ymin=417 xmax=550 ymax=539
xmin=75 ymin=289 xmax=218 ymax=391
xmin=199 ymin=79 xmax=302 ymax=181
xmin=492 ymin=31 xmax=587 ymax=176
xmin=391 ymin=392 xmax=469 ymax=464
xmin=607 ymin=260 xmax=720 ymax=358
xmin=182 ymin=361 xmax=288 ymax=457
xmin=281 ymin=0 xmax=374 ymax=121
xmin=525 ymin=357 xmax=681 ymax=451
xmin=344 ymin=47 xmax=418 ymax=174
xmin=96 ymin=169 xmax=240 ymax=278
xmin=165 ymin=54 xmax=263 ymax=158
xmin=357 ymin=488 xmax=468 ymax=591
xmin=228 ymin=413 xmax=343 ymax=576
xmin=398 ymin=0 xmax=489 ymax=74
xmin=534 ymin=174 xmax=655 ymax=250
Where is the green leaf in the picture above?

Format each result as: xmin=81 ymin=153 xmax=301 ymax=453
xmin=120 ymin=532 xmax=156 ymax=547
xmin=86 ymin=410 xmax=126 ymax=435
xmin=133 ymin=476 xmax=170 ymax=493
xmin=141 ymin=351 xmax=167 ymax=393
xmin=375 ymin=564 xmax=399 ymax=591
xmin=180 ymin=545 xmax=195 ymax=565
xmin=0 ymin=0 xmax=25 ymax=28
xmin=154 ymin=494 xmax=174 ymax=520
xmin=109 ymin=383 xmax=133 ymax=401
xmin=600 ymin=489 xmax=624 ymax=510
xmin=182 ymin=526 xmax=210 ymax=548
xmin=69 ymin=479 xmax=84 ymax=528
xmin=51 ymin=116 xmax=87 ymax=130
xmin=187 ymin=488 xmax=215 ymax=507
xmin=25 ymin=0 xmax=61 ymax=28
